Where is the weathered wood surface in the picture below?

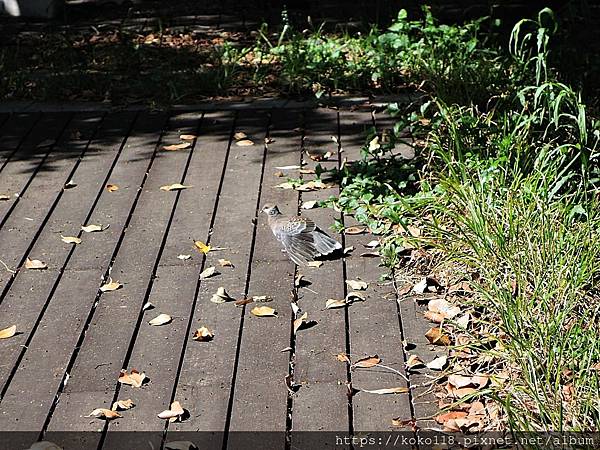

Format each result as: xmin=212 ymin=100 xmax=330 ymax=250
xmin=0 ymin=107 xmax=417 ymax=450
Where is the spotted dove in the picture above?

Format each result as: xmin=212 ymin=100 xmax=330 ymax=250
xmin=262 ymin=204 xmax=342 ymax=265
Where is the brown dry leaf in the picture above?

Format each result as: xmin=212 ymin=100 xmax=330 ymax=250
xmin=194 ymin=240 xmax=211 ymax=254
xmin=235 ymin=297 xmax=253 ymax=307
xmin=100 ymin=278 xmax=122 ymax=292
xmin=428 ymin=298 xmax=461 ymax=319
xmin=192 ymin=326 xmax=214 ymax=342
xmin=199 ymin=266 xmax=218 ymax=279
xmin=361 ymin=387 xmax=409 ymax=395
xmin=106 ymin=184 xmax=119 ymax=192
xmin=210 ymin=287 xmax=234 ymax=304
xmin=0 ymin=325 xmax=17 ymax=339
xmin=307 ymin=261 xmax=323 ymax=268
xmin=446 ymin=384 xmax=478 ymax=399
xmin=293 ymin=312 xmax=308 ymax=334
xmin=163 ymin=142 xmax=191 ymax=151
xmin=424 ymin=311 xmax=446 ymax=324
xmin=426 ymin=355 xmax=448 ymax=371
xmin=236 ymin=139 xmax=254 ymax=146
xmin=301 ymin=200 xmax=318 ymax=210
xmin=406 ymin=354 xmax=424 ymax=369
xmin=299 ymin=168 xmax=315 ymax=175
xmin=448 ymin=374 xmax=476 ymax=389
xmin=148 ymin=313 xmax=172 ymax=326
xmin=353 ymin=355 xmax=381 ymax=369
xmin=0 ymin=194 xmax=10 ymax=201
xmin=179 ymin=134 xmax=197 ymax=141
xmin=435 ymin=411 xmax=468 ymax=424
xmin=325 ymin=298 xmax=347 ymax=309
xmin=391 ymin=417 xmax=415 ymax=428
xmin=425 ymin=327 xmax=451 ymax=346
xmin=273 ymin=171 xmax=284 ymax=178
xmin=61 ymin=235 xmax=82 ymax=244
xmin=158 ymin=401 xmax=185 ymax=422
xmin=336 ymin=353 xmax=351 ymax=364
xmin=25 ymin=257 xmax=47 ymax=270
xmin=295 ymin=180 xmax=334 ymax=191
xmin=233 ymin=132 xmax=247 ymax=140
xmin=81 ymin=224 xmax=104 ymax=233
xmin=251 ymin=306 xmax=277 ymax=317
xmin=111 ymin=399 xmax=135 ymax=411
xmin=118 ymin=369 xmax=147 ymax=388
xmin=88 ymin=408 xmax=122 ymax=420
xmin=345 ymin=279 xmax=368 ymax=291
xmin=307 ymin=150 xmax=331 ymax=161
xmin=160 ymin=183 xmax=192 ymax=192
xmin=456 ymin=313 xmax=470 ymax=329
xmin=218 ymin=258 xmax=234 ymax=267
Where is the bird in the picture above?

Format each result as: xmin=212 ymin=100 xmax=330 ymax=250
xmin=261 ymin=203 xmax=342 ymax=266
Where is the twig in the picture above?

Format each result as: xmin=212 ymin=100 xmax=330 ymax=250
xmin=0 ymin=259 xmax=15 ymax=274
xmin=375 ymin=363 xmax=409 ymax=382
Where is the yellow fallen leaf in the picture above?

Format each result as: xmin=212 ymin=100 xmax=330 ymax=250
xmin=61 ymin=235 xmax=82 ymax=244
xmin=192 ymin=326 xmax=214 ymax=342
xmin=218 ymin=258 xmax=234 ymax=267
xmin=251 ymin=306 xmax=277 ymax=317
xmin=148 ymin=313 xmax=172 ymax=326
xmin=179 ymin=134 xmax=197 ymax=141
xmin=118 ymin=369 xmax=147 ymax=388
xmin=88 ymin=408 xmax=122 ymax=420
xmin=81 ymin=224 xmax=104 ymax=233
xmin=163 ymin=142 xmax=192 ymax=151
xmin=25 ymin=257 xmax=47 ymax=270
xmin=336 ymin=353 xmax=351 ymax=364
xmin=210 ymin=286 xmax=234 ymax=303
xmin=100 ymin=278 xmax=122 ymax=292
xmin=106 ymin=184 xmax=119 ymax=192
xmin=194 ymin=240 xmax=211 ymax=254
xmin=158 ymin=401 xmax=185 ymax=422
xmin=0 ymin=325 xmax=17 ymax=339
xmin=353 ymin=355 xmax=381 ymax=368
xmin=160 ymin=183 xmax=192 ymax=192
xmin=111 ymin=399 xmax=135 ymax=411
xmin=361 ymin=386 xmax=409 ymax=395
xmin=293 ymin=312 xmax=308 ymax=334
xmin=199 ymin=266 xmax=218 ymax=279
xmin=236 ymin=139 xmax=255 ymax=146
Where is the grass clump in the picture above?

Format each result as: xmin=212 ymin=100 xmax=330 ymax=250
xmin=335 ymin=8 xmax=600 ymax=433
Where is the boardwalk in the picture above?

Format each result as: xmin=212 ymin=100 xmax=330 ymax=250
xmin=0 ymin=106 xmax=418 ymax=450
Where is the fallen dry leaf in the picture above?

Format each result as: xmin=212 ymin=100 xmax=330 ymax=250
xmin=428 ymin=298 xmax=461 ymax=319
xmin=265 ymin=137 xmax=275 ymax=144
xmin=163 ymin=142 xmax=191 ymax=151
xmin=194 ymin=240 xmax=211 ymax=254
xmin=179 ymin=134 xmax=197 ymax=141
xmin=61 ymin=235 xmax=81 ymax=244
xmin=81 ymin=224 xmax=104 ymax=233
xmin=199 ymin=266 xmax=218 ymax=279
xmin=106 ymin=184 xmax=119 ymax=192
xmin=234 ymin=297 xmax=253 ymax=307
xmin=365 ymin=240 xmax=380 ymax=248
xmin=361 ymin=387 xmax=409 ymax=395
xmin=64 ymin=180 xmax=77 ymax=189
xmin=435 ymin=411 xmax=468 ymax=424
xmin=252 ymin=295 xmax=272 ymax=302
xmin=218 ymin=258 xmax=234 ymax=267
xmin=236 ymin=139 xmax=254 ymax=146
xmin=301 ymin=200 xmax=318 ymax=210
xmin=251 ymin=306 xmax=277 ymax=317
xmin=293 ymin=312 xmax=308 ymax=334
xmin=88 ymin=408 xmax=121 ymax=420
xmin=178 ymin=254 xmax=191 ymax=260
xmin=0 ymin=325 xmax=17 ymax=339
xmin=391 ymin=418 xmax=415 ymax=428
xmin=295 ymin=180 xmax=334 ymax=191
xmin=307 ymin=261 xmax=323 ymax=268
xmin=192 ymin=326 xmax=214 ymax=342
xmin=337 ymin=353 xmax=351 ymax=364
xmin=346 ymin=292 xmax=366 ymax=303
xmin=148 ymin=313 xmax=172 ymax=326
xmin=425 ymin=327 xmax=451 ymax=346
xmin=233 ymin=132 xmax=247 ymax=140
xmin=211 ymin=287 xmax=234 ymax=304
xmin=118 ymin=369 xmax=147 ymax=388
xmin=25 ymin=257 xmax=47 ymax=270
xmin=0 ymin=194 xmax=10 ymax=201
xmin=406 ymin=354 xmax=424 ymax=369
xmin=346 ymin=279 xmax=368 ymax=290
xmin=158 ymin=401 xmax=185 ymax=422
xmin=456 ymin=313 xmax=470 ymax=329
xmin=424 ymin=311 xmax=446 ymax=324
xmin=326 ymin=298 xmax=347 ymax=309
xmin=160 ymin=183 xmax=192 ymax=192
xmin=353 ymin=355 xmax=381 ymax=369
xmin=111 ymin=399 xmax=135 ymax=411
xmin=100 ymin=278 xmax=122 ymax=292
xmin=446 ymin=384 xmax=478 ymax=399
xmin=427 ymin=355 xmax=448 ymax=371
xmin=448 ymin=374 xmax=476 ymax=389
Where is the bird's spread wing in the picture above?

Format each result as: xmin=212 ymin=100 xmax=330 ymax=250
xmin=275 ymin=217 xmax=319 ymax=264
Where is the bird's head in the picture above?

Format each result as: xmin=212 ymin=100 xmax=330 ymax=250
xmin=261 ymin=204 xmax=281 ymax=216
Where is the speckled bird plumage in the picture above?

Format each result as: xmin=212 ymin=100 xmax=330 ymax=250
xmin=262 ymin=204 xmax=342 ymax=265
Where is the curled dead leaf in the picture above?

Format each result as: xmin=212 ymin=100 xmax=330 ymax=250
xmin=199 ymin=266 xmax=218 ymax=279
xmin=435 ymin=411 xmax=468 ymax=424
xmin=64 ymin=180 xmax=77 ymax=189
xmin=61 ymin=235 xmax=81 ymax=244
xmin=148 ymin=313 xmax=172 ymax=326
xmin=193 ymin=326 xmax=214 ymax=342
xmin=111 ymin=399 xmax=135 ymax=411
xmin=158 ymin=401 xmax=186 ymax=422
xmin=211 ymin=287 xmax=234 ymax=304
xmin=251 ymin=306 xmax=277 ymax=317
xmin=160 ymin=183 xmax=192 ymax=192
xmin=194 ymin=240 xmax=211 ymax=254
xmin=236 ymin=139 xmax=254 ymax=146
xmin=106 ymin=184 xmax=119 ymax=192
xmin=352 ymin=355 xmax=381 ymax=369
xmin=406 ymin=354 xmax=424 ymax=369
xmin=325 ymin=298 xmax=347 ymax=309
xmin=118 ymin=369 xmax=147 ymax=388
xmin=428 ymin=298 xmax=461 ymax=319
xmin=307 ymin=261 xmax=323 ymax=268
xmin=177 ymin=254 xmax=191 ymax=260
xmin=88 ymin=408 xmax=122 ymax=420
xmin=425 ymin=327 xmax=451 ymax=346
xmin=0 ymin=325 xmax=17 ymax=339
xmin=426 ymin=355 xmax=448 ymax=371
xmin=293 ymin=312 xmax=308 ymax=334
xmin=100 ymin=278 xmax=122 ymax=292
xmin=233 ymin=132 xmax=247 ymax=140
xmin=25 ymin=257 xmax=47 ymax=270
xmin=424 ymin=311 xmax=446 ymax=324
xmin=218 ymin=258 xmax=234 ymax=267
xmin=81 ymin=224 xmax=105 ymax=233
xmin=336 ymin=353 xmax=351 ymax=364
xmin=346 ymin=279 xmax=368 ymax=291
xmin=163 ymin=142 xmax=191 ymax=151
xmin=179 ymin=134 xmax=197 ymax=141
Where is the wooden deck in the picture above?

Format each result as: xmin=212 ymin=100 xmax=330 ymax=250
xmin=0 ymin=106 xmax=419 ymax=449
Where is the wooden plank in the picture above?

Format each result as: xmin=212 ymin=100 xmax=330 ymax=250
xmin=339 ymin=110 xmax=413 ymax=431
xmin=0 ymin=113 xmax=102 ymax=292
xmin=290 ymin=109 xmax=349 ymax=437
xmin=226 ymin=110 xmax=302 ymax=449
xmin=163 ymin=111 xmax=269 ymax=446
xmin=0 ymin=112 xmax=168 ymax=434
xmin=0 ymin=112 xmax=72 ymax=226
xmin=39 ymin=112 xmax=198 ymax=438
xmin=100 ymin=112 xmax=233 ymax=448
xmin=0 ymin=113 xmax=40 ymax=171
xmin=0 ymin=112 xmax=137 ymax=399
